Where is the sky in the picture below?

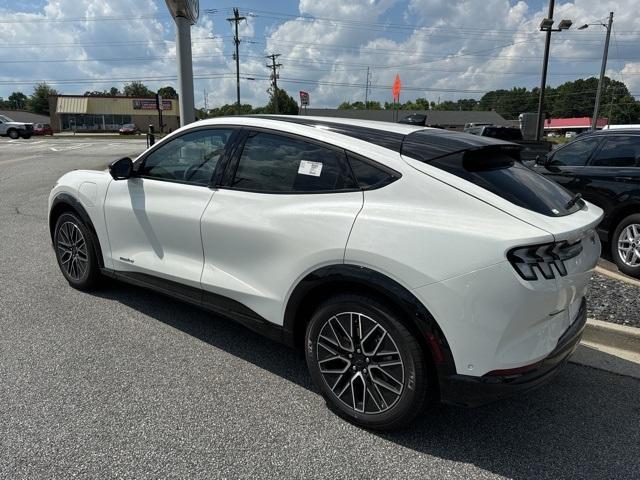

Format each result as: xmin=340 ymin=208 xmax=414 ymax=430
xmin=0 ymin=0 xmax=639 ymax=109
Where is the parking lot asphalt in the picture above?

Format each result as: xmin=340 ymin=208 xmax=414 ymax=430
xmin=1 ymin=137 xmax=639 ymax=479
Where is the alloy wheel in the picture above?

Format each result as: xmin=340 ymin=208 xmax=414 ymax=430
xmin=316 ymin=312 xmax=405 ymax=414
xmin=618 ymin=223 xmax=640 ymax=267
xmin=56 ymin=221 xmax=89 ymax=280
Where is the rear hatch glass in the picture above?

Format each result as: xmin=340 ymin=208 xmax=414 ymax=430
xmin=402 ymin=130 xmax=582 ymax=217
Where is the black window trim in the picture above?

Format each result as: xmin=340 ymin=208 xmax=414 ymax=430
xmin=132 ymin=125 xmax=243 ymax=187
xmin=586 ymin=134 xmax=640 ymax=168
xmin=218 ymin=126 xmax=401 ymax=195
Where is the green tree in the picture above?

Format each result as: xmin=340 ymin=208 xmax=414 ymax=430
xmin=157 ymin=85 xmax=178 ymax=99
xmin=123 ymin=81 xmax=154 ymax=97
xmin=264 ymin=88 xmax=298 ymax=115
xmin=338 ymin=101 xmax=353 ymax=109
xmin=29 ymin=83 xmax=58 ymax=115
xmin=206 ymin=103 xmax=253 ymax=117
xmin=108 ymin=87 xmax=120 ymax=96
xmin=8 ymin=91 xmax=28 ymax=109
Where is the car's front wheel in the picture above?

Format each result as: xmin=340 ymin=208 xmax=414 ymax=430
xmin=7 ymin=129 xmax=19 ymax=139
xmin=612 ymin=213 xmax=640 ymax=278
xmin=54 ymin=212 xmax=101 ymax=290
xmin=305 ymin=294 xmax=429 ymax=430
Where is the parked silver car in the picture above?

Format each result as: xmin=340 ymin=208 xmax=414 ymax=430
xmin=0 ymin=115 xmax=34 ymax=139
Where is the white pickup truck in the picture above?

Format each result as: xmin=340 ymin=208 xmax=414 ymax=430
xmin=0 ymin=114 xmax=34 ymax=139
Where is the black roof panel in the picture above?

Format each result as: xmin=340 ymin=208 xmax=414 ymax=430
xmin=248 ymin=115 xmax=518 ymax=162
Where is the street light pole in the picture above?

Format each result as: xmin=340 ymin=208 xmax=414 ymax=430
xmin=591 ymin=12 xmax=614 ymax=130
xmin=535 ymin=0 xmax=555 ymax=141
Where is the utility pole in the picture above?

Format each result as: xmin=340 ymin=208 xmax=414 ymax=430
xmin=227 ymin=8 xmax=246 ymax=115
xmin=535 ymin=1 xmax=573 ymax=140
xmin=266 ymin=53 xmax=282 ymax=114
xmin=364 ymin=67 xmax=370 ymax=108
xmin=536 ymin=0 xmax=555 ymax=141
xmin=203 ymin=88 xmax=208 ymax=112
xmin=591 ymin=12 xmax=614 ymax=130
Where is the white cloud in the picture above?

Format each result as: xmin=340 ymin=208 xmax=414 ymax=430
xmin=1 ymin=0 xmax=639 ymax=109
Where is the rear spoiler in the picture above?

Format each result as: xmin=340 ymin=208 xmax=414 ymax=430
xmin=401 ymin=129 xmax=521 ymax=164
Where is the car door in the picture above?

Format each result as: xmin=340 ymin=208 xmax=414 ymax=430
xmin=536 ymin=136 xmax=602 ymax=195
xmin=578 ymin=135 xmax=640 ymax=226
xmin=199 ymin=129 xmax=364 ymax=325
xmin=104 ymin=127 xmax=237 ymax=289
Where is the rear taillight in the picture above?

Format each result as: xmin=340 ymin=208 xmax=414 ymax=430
xmin=507 ymin=240 xmax=583 ymax=281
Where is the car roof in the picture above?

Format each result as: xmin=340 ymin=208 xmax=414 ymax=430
xmin=189 ymin=115 xmax=516 ymax=163
xmin=587 ymin=128 xmax=640 ymax=136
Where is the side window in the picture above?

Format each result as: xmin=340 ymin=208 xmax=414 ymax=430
xmin=347 ymin=154 xmax=394 ymax=189
xmin=590 ymin=136 xmax=640 ymax=167
xmin=139 ymin=129 xmax=234 ymax=185
xmin=231 ymin=132 xmax=356 ymax=192
xmin=550 ymin=137 xmax=600 ymax=167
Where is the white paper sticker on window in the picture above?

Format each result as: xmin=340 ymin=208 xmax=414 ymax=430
xmin=298 ymin=160 xmax=323 ymax=177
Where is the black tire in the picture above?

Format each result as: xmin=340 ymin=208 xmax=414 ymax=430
xmin=53 ymin=212 xmax=101 ymax=290
xmin=305 ymin=294 xmax=429 ymax=430
xmin=611 ymin=213 xmax=640 ymax=278
xmin=20 ymin=134 xmax=32 ymax=139
xmin=7 ymin=129 xmax=19 ymax=139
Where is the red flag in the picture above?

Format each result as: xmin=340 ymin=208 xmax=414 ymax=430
xmin=392 ymin=74 xmax=402 ymax=101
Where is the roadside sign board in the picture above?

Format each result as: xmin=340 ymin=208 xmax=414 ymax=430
xmin=133 ymin=99 xmax=172 ymax=110
xmin=299 ymin=91 xmax=310 ymax=106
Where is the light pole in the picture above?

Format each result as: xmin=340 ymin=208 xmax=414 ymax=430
xmin=578 ymin=12 xmax=614 ymax=130
xmin=535 ymin=0 xmax=573 ymax=141
xmin=165 ymin=1 xmax=198 ymax=126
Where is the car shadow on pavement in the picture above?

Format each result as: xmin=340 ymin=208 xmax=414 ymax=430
xmin=92 ymin=281 xmax=640 ymax=480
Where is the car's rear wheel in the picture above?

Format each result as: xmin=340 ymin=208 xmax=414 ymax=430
xmin=54 ymin=212 xmax=101 ymax=290
xmin=305 ymin=294 xmax=429 ymax=430
xmin=7 ymin=129 xmax=19 ymax=139
xmin=611 ymin=213 xmax=640 ymax=278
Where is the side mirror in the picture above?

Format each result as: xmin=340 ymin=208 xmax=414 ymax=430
xmin=535 ymin=154 xmax=548 ymax=166
xmin=109 ymin=157 xmax=133 ymax=180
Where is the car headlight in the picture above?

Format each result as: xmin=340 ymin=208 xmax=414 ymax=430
xmin=507 ymin=240 xmax=583 ymax=281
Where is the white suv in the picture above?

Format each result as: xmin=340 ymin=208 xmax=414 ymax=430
xmin=48 ymin=116 xmax=602 ymax=430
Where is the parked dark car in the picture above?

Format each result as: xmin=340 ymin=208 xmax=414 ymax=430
xmin=464 ymin=125 xmax=524 ymax=141
xmin=33 ymin=123 xmax=53 ymax=136
xmin=118 ymin=123 xmax=139 ymax=135
xmin=531 ymin=129 xmax=640 ymax=277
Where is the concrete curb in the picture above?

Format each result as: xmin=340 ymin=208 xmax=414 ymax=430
xmin=583 ymin=318 xmax=640 ymax=354
xmin=570 ymin=319 xmax=640 ymax=378
xmin=595 ymin=265 xmax=640 ymax=288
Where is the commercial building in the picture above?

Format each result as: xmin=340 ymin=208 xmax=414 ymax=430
xmin=302 ymin=108 xmax=511 ymax=131
xmin=544 ymin=117 xmax=608 ymax=135
xmin=48 ymin=95 xmax=180 ymax=133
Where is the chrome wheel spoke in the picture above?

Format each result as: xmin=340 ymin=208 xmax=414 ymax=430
xmin=316 ymin=311 xmax=404 ymax=414
xmin=618 ymin=224 xmax=640 ymax=267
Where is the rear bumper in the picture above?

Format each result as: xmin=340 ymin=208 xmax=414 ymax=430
xmin=439 ymin=298 xmax=587 ymax=407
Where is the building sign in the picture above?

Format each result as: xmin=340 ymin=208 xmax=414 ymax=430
xmin=299 ymin=91 xmax=309 ymax=106
xmin=133 ymin=99 xmax=172 ymax=110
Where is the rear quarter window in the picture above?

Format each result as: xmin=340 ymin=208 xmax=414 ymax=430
xmin=428 ymin=148 xmax=582 ymax=217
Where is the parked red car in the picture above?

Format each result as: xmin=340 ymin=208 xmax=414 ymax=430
xmin=33 ymin=123 xmax=53 ymax=136
xmin=118 ymin=123 xmax=139 ymax=135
